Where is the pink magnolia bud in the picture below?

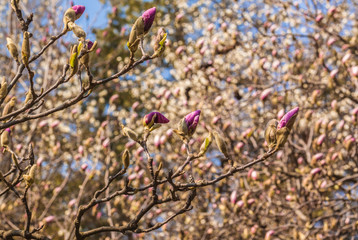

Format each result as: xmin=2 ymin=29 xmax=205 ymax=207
xmin=277 ymin=109 xmax=285 ymax=120
xmin=247 ymin=168 xmax=254 ymax=179
xmin=78 ymin=145 xmax=84 ymax=155
xmin=251 ymin=170 xmax=258 ymax=180
xmin=351 ymin=66 xmax=358 ymax=76
xmin=328 ymin=6 xmax=336 ymax=15
xmin=230 ymin=190 xmax=237 ymax=204
xmin=317 ymin=134 xmax=326 ymax=145
xmin=102 ymin=138 xmax=110 ymax=148
xmin=207 ymin=23 xmax=214 ymax=31
xmin=50 ymin=120 xmax=60 ymax=128
xmin=196 ymin=39 xmax=205 ymax=48
xmin=81 ymin=163 xmax=88 ymax=171
xmin=37 ymin=157 xmax=44 ymax=167
xmin=154 ymin=135 xmax=160 ymax=148
xmin=265 ymin=230 xmax=275 ymax=240
xmin=174 ymin=87 xmax=180 ymax=96
xmin=247 ymin=198 xmax=256 ymax=205
xmin=352 ymin=107 xmax=358 ymax=115
xmin=212 ymin=116 xmax=221 ymax=125
xmin=342 ymin=52 xmax=351 ymax=63
xmin=272 ymin=59 xmax=280 ymax=70
xmin=277 ymin=107 xmax=299 ymax=130
xmin=236 ymin=142 xmax=244 ymax=150
xmin=221 ymin=22 xmax=227 ymax=30
xmin=327 ymin=37 xmax=336 ymax=46
xmin=312 ymin=153 xmax=324 ymax=162
xmin=101 ymin=121 xmax=108 ymax=128
xmin=166 ymin=129 xmax=173 ymax=138
xmin=44 ymin=216 xmax=55 ymax=223
xmin=128 ymin=173 xmax=137 ymax=180
xmin=142 ymin=7 xmax=156 ymax=32
xmin=285 ymin=195 xmax=293 ymax=201
xmin=16 ymin=144 xmax=23 ymax=152
xmin=237 ymin=200 xmax=244 ymax=208
xmin=251 ymin=225 xmax=258 ymax=234
xmin=164 ymin=91 xmax=171 ymax=100
xmin=276 ymin=150 xmax=283 ymax=159
xmin=68 ymin=199 xmax=77 ymax=207
xmin=180 ymin=143 xmax=186 ymax=153
xmin=95 ymin=48 xmax=101 ymax=55
xmin=330 ymin=69 xmax=338 ymax=78
xmin=310 ymin=168 xmax=321 ymax=175
xmin=39 ymin=120 xmax=48 ymax=128
xmin=54 ymin=187 xmax=61 ymax=193
xmin=176 ymin=13 xmax=184 ymax=21
xmin=320 ymin=180 xmax=327 ymax=188
xmin=72 ymin=5 xmax=85 ymax=18
xmin=184 ymin=110 xmax=201 ymax=136
xmin=143 ymin=112 xmax=170 ymax=129
xmin=315 ymin=14 xmax=324 ymax=22
xmin=214 ymin=96 xmax=223 ymax=105
xmin=112 ymin=6 xmax=118 ymax=14
xmin=175 ymin=46 xmax=185 ymax=55
xmin=331 ymin=100 xmax=337 ymax=110
xmin=109 ymin=94 xmax=119 ymax=104
xmin=160 ymin=135 xmax=166 ymax=145
xmin=125 ymin=141 xmax=136 ymax=149
xmin=297 ymin=157 xmax=304 ymax=164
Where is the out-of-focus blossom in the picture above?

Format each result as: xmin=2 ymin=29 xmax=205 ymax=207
xmin=310 ymin=168 xmax=321 ymax=175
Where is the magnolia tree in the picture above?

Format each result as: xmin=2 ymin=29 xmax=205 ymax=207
xmin=0 ymin=0 xmax=358 ymax=239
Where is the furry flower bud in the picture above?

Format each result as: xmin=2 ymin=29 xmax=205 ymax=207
xmin=122 ymin=149 xmax=130 ymax=169
xmin=213 ymin=131 xmax=229 ymax=158
xmin=0 ymin=128 xmax=11 ymax=147
xmin=63 ymin=5 xmax=85 ymax=31
xmin=6 ymin=37 xmax=18 ymax=62
xmin=198 ymin=132 xmax=213 ymax=156
xmin=23 ymin=165 xmax=37 ymax=187
xmin=121 ymin=125 xmax=139 ymax=142
xmin=127 ymin=7 xmax=156 ymax=54
xmin=265 ymin=119 xmax=278 ymax=150
xmin=0 ymin=77 xmax=8 ymax=100
xmin=21 ymin=31 xmax=31 ymax=67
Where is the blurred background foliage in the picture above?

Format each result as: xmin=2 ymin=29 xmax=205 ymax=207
xmin=1 ymin=0 xmax=358 ymax=239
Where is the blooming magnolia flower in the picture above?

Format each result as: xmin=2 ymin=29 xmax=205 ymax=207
xmin=143 ymin=112 xmax=169 ymax=128
xmin=277 ymin=107 xmax=299 ymax=130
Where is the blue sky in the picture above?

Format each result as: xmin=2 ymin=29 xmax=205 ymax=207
xmin=67 ymin=0 xmax=110 ymax=32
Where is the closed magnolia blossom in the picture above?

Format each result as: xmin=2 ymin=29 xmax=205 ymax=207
xmin=127 ymin=7 xmax=156 ymax=53
xmin=277 ymin=107 xmax=299 ymax=130
xmin=184 ymin=110 xmax=201 ymax=136
xmin=63 ymin=5 xmax=85 ymax=31
xmin=143 ymin=111 xmax=170 ymax=129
